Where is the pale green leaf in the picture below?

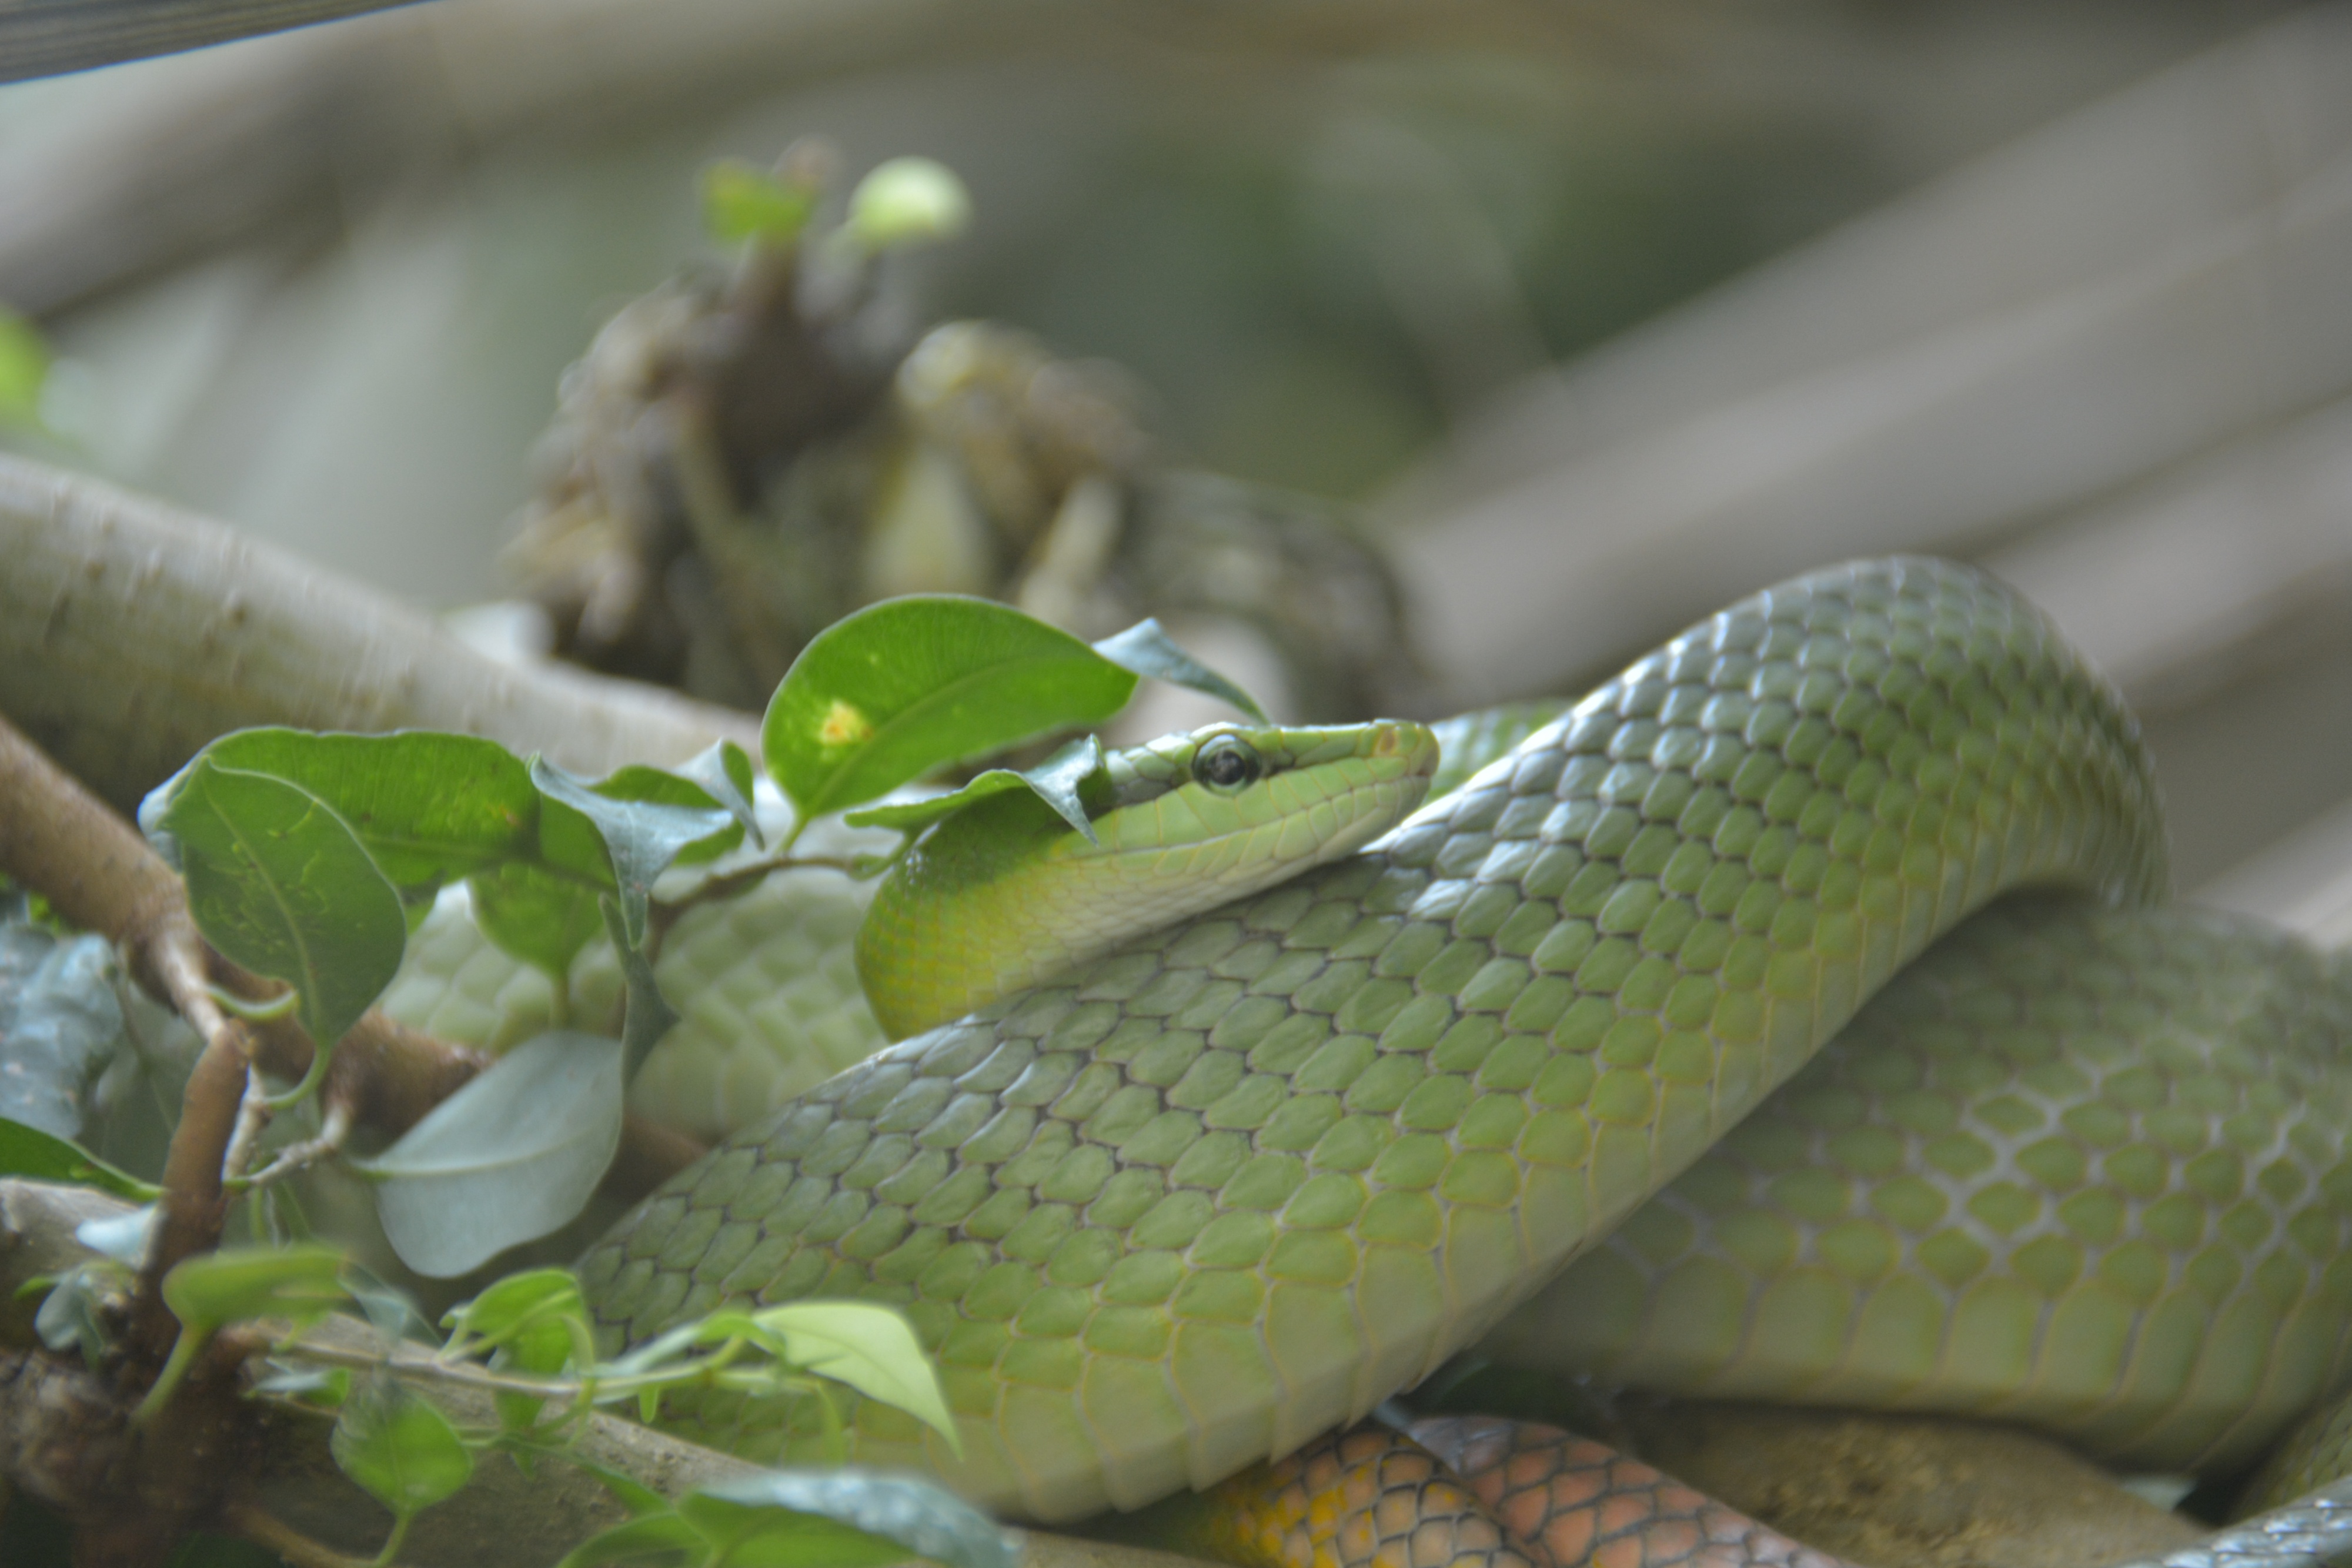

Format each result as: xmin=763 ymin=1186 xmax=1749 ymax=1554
xmin=358 ymin=1032 xmax=623 ymax=1278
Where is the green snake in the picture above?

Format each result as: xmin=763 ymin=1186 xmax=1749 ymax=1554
xmin=380 ymin=559 xmax=2352 ymax=1561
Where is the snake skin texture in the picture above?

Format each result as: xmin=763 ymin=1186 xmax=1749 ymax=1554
xmin=1493 ymin=897 xmax=2352 ymax=1473
xmin=2107 ymin=1480 xmax=2352 ymax=1568
xmin=579 ymin=557 xmax=2178 ymax=1521
xmin=1190 ymin=1417 xmax=1852 ymax=1568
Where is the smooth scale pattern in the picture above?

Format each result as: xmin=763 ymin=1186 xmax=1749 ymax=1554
xmin=1494 ymin=897 xmax=2352 ymax=1473
xmin=579 ymin=559 xmax=2170 ymax=1520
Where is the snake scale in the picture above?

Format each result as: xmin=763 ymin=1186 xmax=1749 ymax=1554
xmin=395 ymin=557 xmax=2352 ymax=1563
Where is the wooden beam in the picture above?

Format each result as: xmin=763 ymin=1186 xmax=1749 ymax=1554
xmin=0 ymin=0 xmax=426 ymax=82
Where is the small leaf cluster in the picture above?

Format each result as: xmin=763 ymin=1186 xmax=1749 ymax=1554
xmin=269 ymin=1263 xmax=993 ymax=1568
xmin=700 ymin=152 xmax=973 ymax=259
xmin=4 ymin=596 xmax=1259 ymax=1564
xmin=78 ymin=597 xmax=1250 ymax=1282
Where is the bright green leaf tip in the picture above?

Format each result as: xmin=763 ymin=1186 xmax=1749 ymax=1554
xmin=703 ymin=158 xmax=820 ymax=246
xmin=847 ymin=158 xmax=971 ymax=252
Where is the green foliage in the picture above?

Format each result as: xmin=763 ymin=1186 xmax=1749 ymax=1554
xmin=559 ymin=1470 xmax=1013 ymax=1568
xmin=355 ymin=1032 xmax=624 ymax=1278
xmin=153 ymin=758 xmax=407 ymax=1075
xmin=470 ymin=861 xmax=606 ymax=985
xmin=608 ymin=1299 xmax=959 ymax=1453
xmin=0 ymin=1114 xmax=161 ymax=1199
xmin=62 ymin=594 xmax=1272 ymax=1556
xmin=164 ymin=1244 xmax=350 ymax=1336
xmin=331 ymin=1375 xmax=475 ymax=1561
xmin=142 ymin=1244 xmax=352 ymax=1423
xmin=703 ymin=159 xmax=820 ymax=247
xmin=761 ymin=596 xmax=1140 ymax=827
xmin=846 ymin=735 xmax=1103 ymax=843
xmin=528 ymin=761 xmax=736 ymax=945
xmin=1091 ymin=618 xmax=1269 ymax=723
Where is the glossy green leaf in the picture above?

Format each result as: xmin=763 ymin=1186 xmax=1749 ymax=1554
xmin=0 ymin=1115 xmax=161 ymax=1200
xmin=162 ymin=1244 xmax=349 ymax=1336
xmin=1092 ymin=618 xmax=1269 ymax=723
xmin=676 ymin=739 xmax=765 ymax=849
xmin=763 ymin=596 xmax=1137 ymax=823
xmin=442 ymin=1268 xmax=589 ymax=1370
xmin=751 ymin=1302 xmax=960 ymax=1452
xmin=358 ymin=1032 xmax=624 ymax=1278
xmin=175 ymin=730 xmax=542 ymax=894
xmin=470 ymin=862 xmax=605 ymax=985
xmin=0 ymin=306 xmax=48 ymax=427
xmin=680 ymin=1470 xmax=1015 ymax=1568
xmin=844 ymin=735 xmax=1102 ymax=844
xmin=530 ymin=761 xmax=734 ymax=947
xmin=153 ymin=758 xmax=406 ymax=1053
xmin=703 ymin=158 xmax=818 ymax=245
xmin=331 ymin=1375 xmax=473 ymax=1520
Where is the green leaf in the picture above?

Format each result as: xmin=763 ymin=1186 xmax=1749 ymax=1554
xmin=1092 ymin=618 xmax=1269 ymax=723
xmin=442 ymin=1268 xmax=589 ymax=1372
xmin=844 ymin=735 xmax=1102 ymax=844
xmin=844 ymin=158 xmax=972 ymax=253
xmin=153 ymin=758 xmax=407 ymax=1054
xmin=750 ymin=1303 xmax=961 ymax=1453
xmin=0 ymin=306 xmax=49 ymax=427
xmin=704 ymin=158 xmax=819 ymax=246
xmin=679 ymin=1470 xmax=1015 ymax=1568
xmin=162 ymin=1244 xmax=349 ymax=1336
xmin=600 ymin=897 xmax=680 ymax=1081
xmin=0 ymin=1115 xmax=161 ymax=1199
xmin=555 ymin=1510 xmax=705 ymax=1568
xmin=172 ymin=730 xmax=543 ymax=894
xmin=676 ymin=740 xmax=765 ymax=850
xmin=469 ymin=862 xmax=606 ymax=985
xmin=331 ymin=1374 xmax=474 ymax=1521
xmin=763 ymin=597 xmax=1137 ymax=824
xmin=357 ymin=1032 xmax=624 ymax=1278
xmin=529 ymin=761 xmax=734 ymax=947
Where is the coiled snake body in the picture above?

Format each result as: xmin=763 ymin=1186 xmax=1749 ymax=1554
xmin=515 ymin=560 xmax=2352 ymax=1557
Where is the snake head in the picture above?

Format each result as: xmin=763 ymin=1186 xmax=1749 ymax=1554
xmin=857 ymin=718 xmax=1440 ymax=1039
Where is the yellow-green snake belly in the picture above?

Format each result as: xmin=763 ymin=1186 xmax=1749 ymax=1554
xmin=565 ymin=556 xmax=2352 ymax=1523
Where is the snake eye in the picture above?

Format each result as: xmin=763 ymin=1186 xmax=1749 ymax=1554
xmin=1194 ymin=736 xmax=1262 ymax=793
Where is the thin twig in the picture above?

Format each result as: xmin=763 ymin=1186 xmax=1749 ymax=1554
xmin=222 ymin=1067 xmax=275 ymax=1184
xmin=220 ymin=1497 xmax=381 ymax=1568
xmin=646 ymin=851 xmax=865 ymax=950
xmin=236 ymin=1102 xmax=353 ymax=1192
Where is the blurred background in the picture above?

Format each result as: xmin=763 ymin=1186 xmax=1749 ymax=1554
xmin=2 ymin=0 xmax=2348 ymax=927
